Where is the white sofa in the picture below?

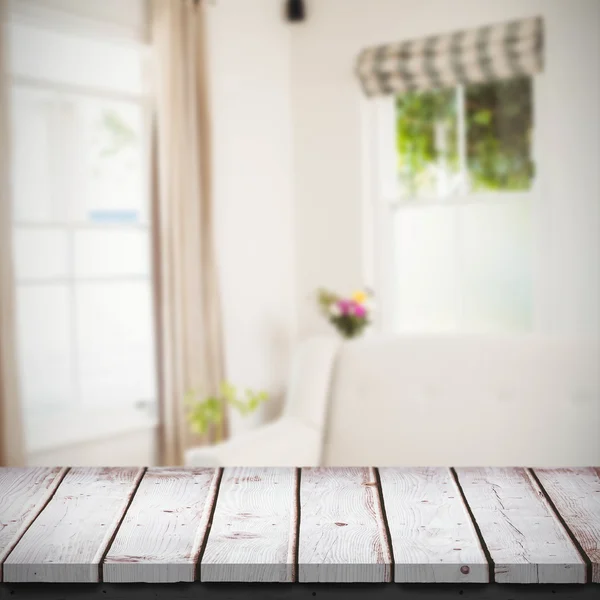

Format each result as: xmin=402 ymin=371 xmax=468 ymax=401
xmin=186 ymin=336 xmax=340 ymax=467
xmin=185 ymin=334 xmax=600 ymax=467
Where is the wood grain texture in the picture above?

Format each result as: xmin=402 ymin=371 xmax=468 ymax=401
xmin=3 ymin=467 xmax=144 ymax=583
xmin=534 ymin=467 xmax=600 ymax=583
xmin=298 ymin=467 xmax=392 ymax=583
xmin=103 ymin=468 xmax=221 ymax=583
xmin=455 ymin=467 xmax=586 ymax=584
xmin=200 ymin=467 xmax=298 ymax=582
xmin=0 ymin=467 xmax=67 ymax=581
xmin=379 ymin=467 xmax=488 ymax=583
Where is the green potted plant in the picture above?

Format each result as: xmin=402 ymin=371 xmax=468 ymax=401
xmin=185 ymin=381 xmax=269 ymax=443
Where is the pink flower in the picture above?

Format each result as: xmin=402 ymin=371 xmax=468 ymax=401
xmin=337 ymin=300 xmax=350 ymax=315
xmin=351 ymin=301 xmax=366 ymax=318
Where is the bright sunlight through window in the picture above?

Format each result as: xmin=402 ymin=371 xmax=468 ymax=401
xmin=373 ymin=77 xmax=536 ymax=334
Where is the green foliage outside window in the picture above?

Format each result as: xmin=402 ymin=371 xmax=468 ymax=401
xmin=395 ymin=76 xmax=534 ymax=196
xmin=99 ymin=109 xmax=138 ymax=157
xmin=466 ymin=77 xmax=534 ymax=191
xmin=395 ymin=87 xmax=458 ymax=197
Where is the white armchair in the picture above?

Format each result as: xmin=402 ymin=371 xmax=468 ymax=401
xmin=184 ymin=336 xmax=341 ymax=467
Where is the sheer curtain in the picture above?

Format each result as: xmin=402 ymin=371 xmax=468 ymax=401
xmin=151 ymin=0 xmax=226 ymax=465
xmin=0 ymin=0 xmax=25 ymax=465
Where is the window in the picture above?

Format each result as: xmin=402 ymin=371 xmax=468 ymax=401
xmin=368 ymin=76 xmax=536 ymax=333
xmin=8 ymin=17 xmax=157 ymax=451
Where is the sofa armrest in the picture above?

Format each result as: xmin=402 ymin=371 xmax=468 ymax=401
xmin=185 ymin=416 xmax=323 ymax=467
xmin=282 ymin=335 xmax=340 ymax=430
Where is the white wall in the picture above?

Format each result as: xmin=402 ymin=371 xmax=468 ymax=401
xmin=291 ymin=0 xmax=600 ymax=340
xmin=206 ymin=0 xmax=296 ymax=427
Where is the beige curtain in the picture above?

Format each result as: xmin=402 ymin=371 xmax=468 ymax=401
xmin=0 ymin=0 xmax=26 ymax=466
xmin=151 ymin=0 xmax=226 ymax=465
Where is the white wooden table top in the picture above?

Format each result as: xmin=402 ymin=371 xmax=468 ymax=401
xmin=0 ymin=467 xmax=598 ymax=585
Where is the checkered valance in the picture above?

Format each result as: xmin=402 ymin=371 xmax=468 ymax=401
xmin=355 ymin=16 xmax=544 ymax=97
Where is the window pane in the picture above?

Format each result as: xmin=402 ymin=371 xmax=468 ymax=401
xmin=392 ymin=206 xmax=459 ymax=331
xmin=459 ymin=199 xmax=533 ymax=331
xmin=9 ymin=23 xmax=146 ymax=95
xmin=75 ymin=282 xmax=156 ymax=408
xmin=74 ymin=230 xmax=150 ymax=277
xmin=11 ymin=87 xmax=58 ymax=222
xmin=15 ymin=285 xmax=75 ymax=409
xmin=13 ymin=228 xmax=69 ymax=280
xmin=75 ymin=98 xmax=147 ymax=223
xmin=465 ymin=76 xmax=533 ymax=191
xmin=395 ymin=88 xmax=460 ymax=199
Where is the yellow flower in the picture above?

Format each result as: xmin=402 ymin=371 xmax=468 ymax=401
xmin=351 ymin=290 xmax=367 ymax=305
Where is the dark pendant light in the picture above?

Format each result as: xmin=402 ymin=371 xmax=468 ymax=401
xmin=286 ymin=0 xmax=306 ymax=22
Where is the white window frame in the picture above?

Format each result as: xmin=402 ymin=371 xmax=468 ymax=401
xmin=6 ymin=3 xmax=158 ymax=452
xmin=362 ymin=74 xmax=545 ymax=334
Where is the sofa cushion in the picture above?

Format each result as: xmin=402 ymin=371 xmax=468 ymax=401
xmin=322 ymin=334 xmax=599 ymax=466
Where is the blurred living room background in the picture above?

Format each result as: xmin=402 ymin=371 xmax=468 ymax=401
xmin=0 ymin=0 xmax=598 ymax=469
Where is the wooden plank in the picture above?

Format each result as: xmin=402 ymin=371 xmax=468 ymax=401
xmin=455 ymin=467 xmax=586 ymax=584
xmin=200 ymin=467 xmax=298 ymax=582
xmin=534 ymin=467 xmax=600 ymax=583
xmin=0 ymin=467 xmax=67 ymax=582
xmin=298 ymin=467 xmax=392 ymax=583
xmin=3 ymin=467 xmax=144 ymax=583
xmin=103 ymin=468 xmax=221 ymax=583
xmin=379 ymin=467 xmax=488 ymax=583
